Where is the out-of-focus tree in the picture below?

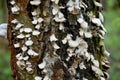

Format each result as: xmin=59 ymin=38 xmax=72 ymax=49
xmin=0 ymin=0 xmax=8 ymax=23
xmin=113 ymin=0 xmax=120 ymax=8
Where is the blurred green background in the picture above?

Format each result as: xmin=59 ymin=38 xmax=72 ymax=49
xmin=0 ymin=0 xmax=120 ymax=80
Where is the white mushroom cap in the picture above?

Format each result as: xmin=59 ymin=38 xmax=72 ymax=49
xmin=16 ymin=53 xmax=21 ymax=59
xmin=19 ymin=28 xmax=24 ymax=33
xmin=35 ymin=24 xmax=41 ymax=30
xmin=66 ymin=0 xmax=74 ymax=12
xmin=58 ymin=12 xmax=64 ymax=19
xmin=91 ymin=65 xmax=103 ymax=76
xmin=84 ymin=32 xmax=92 ymax=38
xmin=84 ymin=52 xmax=91 ymax=61
xmin=91 ymin=18 xmax=101 ymax=26
xmin=53 ymin=43 xmax=60 ymax=49
xmin=26 ymin=67 xmax=33 ymax=71
xmin=32 ymin=19 xmax=38 ymax=24
xmin=26 ymin=67 xmax=34 ymax=74
xmin=16 ymin=53 xmax=23 ymax=60
xmin=43 ymin=75 xmax=49 ymax=80
xmin=104 ymin=50 xmax=110 ymax=57
xmin=80 ymin=21 xmax=89 ymax=29
xmin=68 ymin=37 xmax=81 ymax=48
xmin=27 ymin=49 xmax=38 ymax=56
xmin=59 ymin=23 xmax=64 ymax=30
xmin=25 ymin=40 xmax=33 ymax=46
xmin=32 ymin=30 xmax=40 ymax=36
xmin=62 ymin=38 xmax=67 ymax=44
xmin=37 ymin=18 xmax=44 ymax=23
xmin=21 ymin=46 xmax=28 ymax=52
xmin=50 ymin=34 xmax=58 ymax=42
xmin=15 ymin=23 xmax=23 ymax=30
xmin=38 ymin=61 xmax=46 ymax=69
xmin=52 ymin=7 xmax=59 ymax=15
xmin=30 ymin=0 xmax=41 ymax=6
xmin=31 ymin=10 xmax=37 ymax=16
xmin=67 ymin=0 xmax=74 ymax=7
xmin=99 ymin=12 xmax=104 ymax=23
xmin=100 ymin=77 xmax=105 ymax=80
xmin=10 ymin=0 xmax=16 ymax=5
xmin=16 ymin=60 xmax=25 ymax=70
xmin=23 ymin=28 xmax=32 ymax=33
xmin=11 ymin=19 xmax=18 ymax=24
xmin=26 ymin=61 xmax=32 ymax=65
xmin=35 ymin=76 xmax=42 ymax=80
xmin=17 ymin=34 xmax=25 ymax=39
xmin=77 ymin=18 xmax=84 ymax=24
xmin=51 ymin=0 xmax=59 ymax=4
xmin=83 ymin=77 xmax=88 ymax=80
xmin=14 ymin=43 xmax=20 ymax=48
xmin=11 ymin=5 xmax=20 ymax=13
xmin=92 ymin=59 xmax=99 ymax=67
xmin=25 ymin=34 xmax=31 ymax=38
xmin=79 ymin=62 xmax=86 ymax=69
xmin=54 ymin=15 xmax=66 ymax=22
xmin=94 ymin=1 xmax=102 ymax=7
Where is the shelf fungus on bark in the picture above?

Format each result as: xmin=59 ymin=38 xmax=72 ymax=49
xmin=10 ymin=0 xmax=16 ymax=5
xmin=32 ymin=30 xmax=40 ymax=36
xmin=51 ymin=0 xmax=59 ymax=4
xmin=53 ymin=14 xmax=66 ymax=22
xmin=99 ymin=12 xmax=104 ymax=23
xmin=11 ymin=19 xmax=18 ymax=24
xmin=16 ymin=34 xmax=25 ymax=39
xmin=67 ymin=0 xmax=80 ymax=14
xmin=11 ymin=5 xmax=20 ymax=14
xmin=79 ymin=62 xmax=86 ymax=70
xmin=21 ymin=46 xmax=28 ymax=52
xmin=25 ymin=40 xmax=33 ymax=46
xmin=83 ymin=77 xmax=88 ymax=80
xmin=14 ymin=43 xmax=20 ymax=48
xmin=94 ymin=1 xmax=103 ymax=8
xmin=77 ymin=19 xmax=89 ymax=30
xmin=15 ymin=23 xmax=24 ymax=30
xmin=26 ymin=67 xmax=34 ymax=74
xmin=50 ymin=34 xmax=58 ymax=42
xmin=23 ymin=28 xmax=32 ymax=33
xmin=53 ymin=43 xmax=60 ymax=49
xmin=34 ymin=76 xmax=42 ymax=80
xmin=27 ymin=49 xmax=39 ymax=57
xmin=16 ymin=60 xmax=26 ymax=70
xmin=38 ymin=61 xmax=46 ymax=69
xmin=30 ymin=0 xmax=41 ymax=6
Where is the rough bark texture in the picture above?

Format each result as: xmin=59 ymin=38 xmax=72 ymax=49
xmin=7 ymin=0 xmax=110 ymax=80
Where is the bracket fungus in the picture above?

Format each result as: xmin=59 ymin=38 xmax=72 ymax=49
xmin=11 ymin=5 xmax=20 ymax=14
xmin=38 ymin=61 xmax=46 ymax=69
xmin=30 ymin=0 xmax=41 ymax=6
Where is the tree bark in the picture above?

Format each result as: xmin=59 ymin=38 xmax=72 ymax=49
xmin=7 ymin=0 xmax=110 ymax=80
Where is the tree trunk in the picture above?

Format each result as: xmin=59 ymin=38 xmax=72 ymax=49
xmin=0 ymin=0 xmax=8 ymax=22
xmin=102 ymin=0 xmax=107 ymax=10
xmin=7 ymin=0 xmax=110 ymax=80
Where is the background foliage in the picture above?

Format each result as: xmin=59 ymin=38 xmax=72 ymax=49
xmin=0 ymin=0 xmax=120 ymax=80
